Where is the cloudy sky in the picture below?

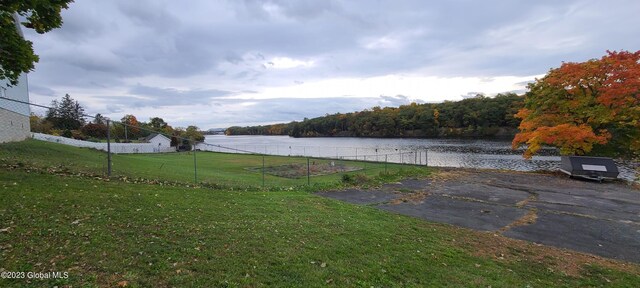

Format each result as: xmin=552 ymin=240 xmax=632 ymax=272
xmin=23 ymin=0 xmax=640 ymax=129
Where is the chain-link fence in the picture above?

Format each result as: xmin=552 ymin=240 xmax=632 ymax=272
xmin=1 ymin=96 xmax=428 ymax=189
xmin=5 ymin=96 xmax=640 ymax=184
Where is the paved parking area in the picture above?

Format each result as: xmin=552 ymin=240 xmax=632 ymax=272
xmin=316 ymin=169 xmax=640 ymax=263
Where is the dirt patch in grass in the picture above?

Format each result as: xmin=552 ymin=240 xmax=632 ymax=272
xmin=428 ymin=168 xmax=472 ymax=182
xmin=248 ymin=162 xmax=362 ymax=178
xmin=453 ymin=226 xmax=640 ymax=277
xmin=390 ymin=191 xmax=430 ymax=204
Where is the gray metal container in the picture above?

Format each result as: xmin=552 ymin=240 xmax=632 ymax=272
xmin=560 ymin=156 xmax=619 ymax=181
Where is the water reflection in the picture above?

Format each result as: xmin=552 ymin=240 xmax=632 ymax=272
xmin=200 ymin=135 xmax=637 ymax=181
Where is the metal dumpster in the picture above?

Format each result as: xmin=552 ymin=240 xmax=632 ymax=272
xmin=559 ymin=156 xmax=619 ymax=181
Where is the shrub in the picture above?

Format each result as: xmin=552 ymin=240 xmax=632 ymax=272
xmin=81 ymin=123 xmax=108 ymax=138
xmin=341 ymin=173 xmax=370 ymax=185
xmin=62 ymin=129 xmax=73 ymax=138
xmin=71 ymin=130 xmax=86 ymax=140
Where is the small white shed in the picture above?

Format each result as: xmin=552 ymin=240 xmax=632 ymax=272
xmin=144 ymin=133 xmax=171 ymax=147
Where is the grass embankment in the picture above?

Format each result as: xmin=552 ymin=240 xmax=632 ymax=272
xmin=1 ymin=140 xmax=639 ymax=287
xmin=0 ymin=139 xmax=416 ymax=189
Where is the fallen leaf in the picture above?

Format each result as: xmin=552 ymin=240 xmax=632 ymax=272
xmin=117 ymin=280 xmax=128 ymax=287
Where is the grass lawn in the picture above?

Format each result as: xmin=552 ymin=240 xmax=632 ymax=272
xmin=1 ymin=140 xmax=639 ymax=287
xmin=0 ymin=139 xmax=418 ymax=189
xmin=1 ymin=171 xmax=639 ymax=287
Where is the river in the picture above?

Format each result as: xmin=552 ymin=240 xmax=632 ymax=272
xmin=200 ymin=135 xmax=638 ymax=181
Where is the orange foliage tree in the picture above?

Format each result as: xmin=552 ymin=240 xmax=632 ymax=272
xmin=121 ymin=114 xmax=140 ymax=136
xmin=513 ymin=50 xmax=640 ymax=159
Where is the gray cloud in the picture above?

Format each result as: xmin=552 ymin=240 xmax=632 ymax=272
xmin=20 ymin=0 xmax=640 ymax=128
xmin=129 ymin=85 xmax=232 ymax=103
xmin=29 ymin=85 xmax=57 ymax=97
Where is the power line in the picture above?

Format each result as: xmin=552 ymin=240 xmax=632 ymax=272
xmin=0 ymin=96 xmax=259 ymax=154
xmin=1 ymin=96 xmax=421 ymax=158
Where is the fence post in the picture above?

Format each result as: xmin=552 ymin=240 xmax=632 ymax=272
xmin=106 ymin=119 xmax=112 ymax=177
xmin=307 ymin=158 xmax=310 ymax=185
xmin=385 ymin=154 xmax=388 ymax=173
xmin=262 ymin=155 xmax=265 ymax=188
xmin=193 ymin=141 xmax=198 ymax=183
xmin=425 ymin=149 xmax=428 ymax=166
xmin=364 ymin=155 xmax=367 ymax=171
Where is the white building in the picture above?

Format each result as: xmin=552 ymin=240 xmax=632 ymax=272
xmin=0 ymin=14 xmax=31 ymax=143
xmin=143 ymin=133 xmax=172 ymax=148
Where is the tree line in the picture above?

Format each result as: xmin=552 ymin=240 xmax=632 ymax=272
xmin=226 ymin=93 xmax=524 ymax=138
xmin=30 ymin=94 xmax=205 ymax=148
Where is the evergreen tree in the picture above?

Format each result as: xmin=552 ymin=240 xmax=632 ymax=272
xmin=46 ymin=94 xmax=85 ymax=130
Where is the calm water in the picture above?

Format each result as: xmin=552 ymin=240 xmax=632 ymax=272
xmin=200 ymin=135 xmax=638 ymax=181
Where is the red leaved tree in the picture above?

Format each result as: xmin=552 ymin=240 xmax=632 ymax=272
xmin=513 ymin=50 xmax=640 ymax=159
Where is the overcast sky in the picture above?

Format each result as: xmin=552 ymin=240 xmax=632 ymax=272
xmin=23 ymin=0 xmax=640 ymax=129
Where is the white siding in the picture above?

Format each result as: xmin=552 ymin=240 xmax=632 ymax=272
xmin=148 ymin=135 xmax=171 ymax=147
xmin=0 ymin=14 xmax=31 ymax=143
xmin=0 ymin=73 xmax=30 ymax=116
xmin=32 ymin=133 xmax=176 ymax=154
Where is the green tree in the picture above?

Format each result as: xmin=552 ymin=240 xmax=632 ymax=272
xmin=185 ymin=125 xmax=205 ymax=142
xmin=93 ymin=113 xmax=105 ymax=125
xmin=46 ymin=94 xmax=85 ymax=130
xmin=149 ymin=117 xmax=168 ymax=130
xmin=1 ymin=1 xmax=74 ymax=85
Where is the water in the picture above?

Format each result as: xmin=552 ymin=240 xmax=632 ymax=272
xmin=200 ymin=135 xmax=638 ymax=181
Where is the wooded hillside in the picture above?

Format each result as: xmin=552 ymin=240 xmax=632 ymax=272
xmin=226 ymin=93 xmax=523 ymax=138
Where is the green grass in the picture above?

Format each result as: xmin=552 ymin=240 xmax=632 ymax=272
xmin=1 ymin=171 xmax=639 ymax=287
xmin=0 ymin=139 xmax=422 ymax=189
xmin=1 ymin=140 xmax=639 ymax=287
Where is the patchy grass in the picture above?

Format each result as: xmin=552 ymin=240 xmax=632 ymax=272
xmin=1 ymin=171 xmax=639 ymax=287
xmin=246 ymin=162 xmax=362 ymax=179
xmin=0 ymin=139 xmax=425 ymax=189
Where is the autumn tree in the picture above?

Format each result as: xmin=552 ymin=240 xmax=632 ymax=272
xmin=29 ymin=113 xmax=53 ymax=134
xmin=512 ymin=50 xmax=640 ymax=158
xmin=1 ymin=1 xmax=74 ymax=85
xmin=81 ymin=123 xmax=108 ymax=138
xmin=120 ymin=114 xmax=140 ymax=139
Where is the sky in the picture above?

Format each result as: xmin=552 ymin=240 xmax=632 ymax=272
xmin=22 ymin=0 xmax=640 ymax=129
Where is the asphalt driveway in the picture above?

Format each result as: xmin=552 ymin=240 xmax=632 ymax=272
xmin=316 ymin=169 xmax=640 ymax=263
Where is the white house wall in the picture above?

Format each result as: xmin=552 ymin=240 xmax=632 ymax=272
xmin=0 ymin=73 xmax=30 ymax=116
xmin=0 ymin=108 xmax=30 ymax=143
xmin=32 ymin=133 xmax=176 ymax=153
xmin=0 ymin=14 xmax=31 ymax=143
xmin=148 ymin=135 xmax=171 ymax=147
